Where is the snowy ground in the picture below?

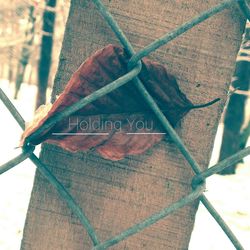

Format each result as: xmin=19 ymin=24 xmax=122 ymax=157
xmin=0 ymin=80 xmax=249 ymax=250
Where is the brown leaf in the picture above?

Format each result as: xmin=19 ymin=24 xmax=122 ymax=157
xmin=21 ymin=44 xmax=193 ymax=160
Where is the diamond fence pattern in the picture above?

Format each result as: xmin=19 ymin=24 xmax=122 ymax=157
xmin=1 ymin=0 xmax=250 ymax=249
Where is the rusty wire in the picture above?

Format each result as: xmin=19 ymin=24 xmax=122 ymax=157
xmin=1 ymin=0 xmax=250 ymax=249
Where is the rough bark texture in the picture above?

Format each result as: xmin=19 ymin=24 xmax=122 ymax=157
xmin=21 ymin=1 xmax=244 ymax=249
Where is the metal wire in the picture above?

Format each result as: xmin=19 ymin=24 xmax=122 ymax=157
xmin=192 ymin=146 xmax=250 ymax=185
xmin=92 ymin=184 xmax=205 ymax=250
xmin=0 ymin=88 xmax=100 ymax=246
xmin=25 ymin=65 xmax=141 ymax=143
xmin=29 ymin=154 xmax=100 ymax=245
xmin=91 ymin=1 xmax=245 ymax=249
xmin=199 ymin=195 xmax=244 ymax=250
xmin=0 ymin=0 xmax=249 ymax=249
xmin=0 ymin=148 xmax=34 ymax=174
xmin=0 ymin=88 xmax=26 ymax=130
xmin=128 ymin=0 xmax=239 ymax=69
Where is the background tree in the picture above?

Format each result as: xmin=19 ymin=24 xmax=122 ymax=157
xmin=36 ymin=0 xmax=57 ymax=108
xmin=219 ymin=21 xmax=250 ymax=175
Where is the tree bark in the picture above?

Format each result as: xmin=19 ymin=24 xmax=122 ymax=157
xmin=21 ymin=1 xmax=244 ymax=249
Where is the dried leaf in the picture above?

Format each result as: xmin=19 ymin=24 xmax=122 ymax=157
xmin=21 ymin=44 xmax=193 ymax=160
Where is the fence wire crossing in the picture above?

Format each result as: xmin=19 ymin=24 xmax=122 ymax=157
xmin=1 ymin=0 xmax=250 ymax=249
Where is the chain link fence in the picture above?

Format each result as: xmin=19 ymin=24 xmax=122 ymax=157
xmin=1 ymin=0 xmax=250 ymax=249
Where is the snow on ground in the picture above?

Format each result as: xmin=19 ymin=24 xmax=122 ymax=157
xmin=0 ymin=81 xmax=40 ymax=250
xmin=189 ymin=163 xmax=250 ymax=250
xmin=0 ymin=80 xmax=249 ymax=250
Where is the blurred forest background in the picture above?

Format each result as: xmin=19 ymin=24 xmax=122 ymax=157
xmin=0 ymin=0 xmax=70 ymax=106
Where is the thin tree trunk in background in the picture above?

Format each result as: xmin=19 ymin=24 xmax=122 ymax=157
xmin=8 ymin=10 xmax=14 ymax=84
xmin=8 ymin=46 xmax=13 ymax=83
xmin=219 ymin=21 xmax=250 ymax=175
xmin=14 ymin=6 xmax=35 ymax=99
xmin=36 ymin=0 xmax=57 ymax=108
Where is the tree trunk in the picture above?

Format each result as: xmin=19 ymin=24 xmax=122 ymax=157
xmin=219 ymin=21 xmax=250 ymax=175
xmin=36 ymin=0 xmax=57 ymax=108
xmin=21 ymin=1 xmax=244 ymax=249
